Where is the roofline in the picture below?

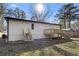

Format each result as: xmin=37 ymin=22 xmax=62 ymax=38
xmin=5 ymin=17 xmax=61 ymax=26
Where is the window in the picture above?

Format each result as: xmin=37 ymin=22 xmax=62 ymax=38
xmin=31 ymin=23 xmax=34 ymax=30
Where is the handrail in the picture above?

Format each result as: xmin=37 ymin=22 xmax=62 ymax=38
xmin=44 ymin=29 xmax=71 ymax=39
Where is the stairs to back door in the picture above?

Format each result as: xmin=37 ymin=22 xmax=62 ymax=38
xmin=60 ymin=30 xmax=71 ymax=40
xmin=44 ymin=29 xmax=71 ymax=40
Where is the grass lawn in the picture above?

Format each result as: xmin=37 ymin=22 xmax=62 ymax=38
xmin=55 ymin=41 xmax=79 ymax=55
xmin=0 ymin=39 xmax=79 ymax=56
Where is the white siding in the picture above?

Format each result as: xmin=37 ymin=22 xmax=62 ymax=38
xmin=9 ymin=19 xmax=60 ymax=41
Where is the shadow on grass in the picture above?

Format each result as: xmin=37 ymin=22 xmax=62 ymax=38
xmin=53 ymin=45 xmax=77 ymax=56
xmin=0 ymin=38 xmax=73 ymax=56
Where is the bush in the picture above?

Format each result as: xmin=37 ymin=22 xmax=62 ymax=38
xmin=2 ymin=34 xmax=7 ymax=39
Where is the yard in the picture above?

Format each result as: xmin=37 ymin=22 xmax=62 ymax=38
xmin=0 ymin=39 xmax=79 ymax=56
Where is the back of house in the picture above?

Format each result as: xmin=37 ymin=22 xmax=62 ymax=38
xmin=5 ymin=17 xmax=61 ymax=41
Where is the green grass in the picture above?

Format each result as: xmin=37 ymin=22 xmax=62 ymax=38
xmin=64 ymin=42 xmax=79 ymax=49
xmin=16 ymin=46 xmax=61 ymax=56
xmin=55 ymin=41 xmax=79 ymax=55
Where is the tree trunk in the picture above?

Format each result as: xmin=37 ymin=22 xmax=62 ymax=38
xmin=66 ymin=20 xmax=71 ymax=29
xmin=64 ymin=19 xmax=66 ymax=29
xmin=68 ymin=20 xmax=71 ymax=28
xmin=65 ymin=19 xmax=68 ymax=29
xmin=0 ymin=16 xmax=3 ymax=32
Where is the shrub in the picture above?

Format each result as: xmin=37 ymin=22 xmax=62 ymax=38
xmin=2 ymin=34 xmax=7 ymax=39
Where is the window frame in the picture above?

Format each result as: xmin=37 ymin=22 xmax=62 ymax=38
xmin=31 ymin=23 xmax=34 ymax=30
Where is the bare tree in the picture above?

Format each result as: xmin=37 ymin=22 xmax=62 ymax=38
xmin=0 ymin=3 xmax=7 ymax=32
xmin=5 ymin=9 xmax=15 ymax=17
xmin=6 ymin=7 xmax=26 ymax=19
xmin=30 ymin=4 xmax=53 ymax=22
xmin=14 ymin=8 xmax=21 ymax=18
xmin=20 ymin=10 xmax=26 ymax=19
xmin=0 ymin=3 xmax=6 ymax=17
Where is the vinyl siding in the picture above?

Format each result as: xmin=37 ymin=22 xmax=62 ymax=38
xmin=8 ymin=19 xmax=60 ymax=41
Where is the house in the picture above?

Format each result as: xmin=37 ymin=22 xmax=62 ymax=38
xmin=5 ymin=17 xmax=61 ymax=41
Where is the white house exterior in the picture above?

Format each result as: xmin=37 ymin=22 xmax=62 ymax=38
xmin=5 ymin=17 xmax=61 ymax=41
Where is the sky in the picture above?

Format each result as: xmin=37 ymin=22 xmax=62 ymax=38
xmin=7 ymin=3 xmax=79 ymax=23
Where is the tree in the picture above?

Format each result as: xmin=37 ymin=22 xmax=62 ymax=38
xmin=5 ymin=9 xmax=15 ymax=17
xmin=59 ymin=19 xmax=65 ymax=29
xmin=13 ymin=8 xmax=26 ymax=19
xmin=6 ymin=8 xmax=26 ymax=19
xmin=30 ymin=4 xmax=53 ymax=22
xmin=20 ymin=10 xmax=26 ymax=19
xmin=0 ymin=3 xmax=7 ymax=32
xmin=0 ymin=3 xmax=6 ymax=17
xmin=14 ymin=8 xmax=21 ymax=18
xmin=56 ymin=3 xmax=79 ymax=29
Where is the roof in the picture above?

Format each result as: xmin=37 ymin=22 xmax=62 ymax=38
xmin=5 ymin=17 xmax=61 ymax=26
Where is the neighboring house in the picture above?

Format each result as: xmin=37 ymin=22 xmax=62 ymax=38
xmin=5 ymin=17 xmax=61 ymax=41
